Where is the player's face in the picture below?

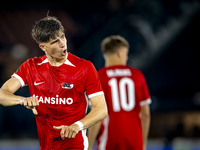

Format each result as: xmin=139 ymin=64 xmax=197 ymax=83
xmin=40 ymin=32 xmax=67 ymax=60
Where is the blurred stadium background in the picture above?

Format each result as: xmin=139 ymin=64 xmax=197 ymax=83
xmin=0 ymin=0 xmax=200 ymax=150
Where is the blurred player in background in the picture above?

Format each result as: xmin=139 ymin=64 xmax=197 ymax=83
xmin=0 ymin=16 xmax=107 ymax=150
xmin=88 ymin=35 xmax=151 ymax=150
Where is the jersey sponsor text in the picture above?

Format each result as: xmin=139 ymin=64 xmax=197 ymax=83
xmin=33 ymin=94 xmax=73 ymax=105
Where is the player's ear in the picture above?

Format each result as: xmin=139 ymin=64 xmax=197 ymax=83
xmin=39 ymin=43 xmax=46 ymax=52
xmin=116 ymin=49 xmax=121 ymax=58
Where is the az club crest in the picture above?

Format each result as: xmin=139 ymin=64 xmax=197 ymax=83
xmin=61 ymin=83 xmax=74 ymax=89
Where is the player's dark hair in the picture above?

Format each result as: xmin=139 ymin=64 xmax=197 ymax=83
xmin=32 ymin=16 xmax=64 ymax=43
xmin=101 ymin=35 xmax=129 ymax=55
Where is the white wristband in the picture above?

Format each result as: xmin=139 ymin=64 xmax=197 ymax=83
xmin=74 ymin=121 xmax=84 ymax=131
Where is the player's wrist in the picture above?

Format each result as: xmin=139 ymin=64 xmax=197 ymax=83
xmin=74 ymin=121 xmax=84 ymax=131
xmin=18 ymin=97 xmax=24 ymax=105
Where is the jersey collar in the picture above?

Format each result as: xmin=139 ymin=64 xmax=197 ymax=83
xmin=64 ymin=59 xmax=75 ymax=67
xmin=37 ymin=56 xmax=75 ymax=67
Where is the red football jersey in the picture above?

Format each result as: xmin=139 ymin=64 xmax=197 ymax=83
xmin=97 ymin=65 xmax=151 ymax=150
xmin=12 ymin=53 xmax=104 ymax=150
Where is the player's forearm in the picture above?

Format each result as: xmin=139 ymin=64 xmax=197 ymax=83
xmin=141 ymin=113 xmax=150 ymax=148
xmin=0 ymin=89 xmax=23 ymax=106
xmin=79 ymin=104 xmax=107 ymax=130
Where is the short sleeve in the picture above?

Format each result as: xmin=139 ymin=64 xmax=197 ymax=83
xmin=11 ymin=61 xmax=28 ymax=87
xmin=139 ymin=71 xmax=151 ymax=106
xmin=85 ymin=61 xmax=104 ymax=98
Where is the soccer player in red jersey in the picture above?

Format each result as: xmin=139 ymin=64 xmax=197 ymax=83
xmin=88 ymin=35 xmax=151 ymax=150
xmin=0 ymin=16 xmax=108 ymax=150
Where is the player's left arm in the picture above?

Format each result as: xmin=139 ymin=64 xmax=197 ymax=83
xmin=141 ymin=104 xmax=151 ymax=150
xmin=138 ymin=70 xmax=151 ymax=150
xmin=53 ymin=94 xmax=107 ymax=140
xmin=80 ymin=94 xmax=107 ymax=129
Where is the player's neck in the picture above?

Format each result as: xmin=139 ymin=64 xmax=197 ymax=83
xmin=105 ymin=58 xmax=126 ymax=67
xmin=104 ymin=53 xmax=126 ymax=67
xmin=46 ymin=53 xmax=68 ymax=67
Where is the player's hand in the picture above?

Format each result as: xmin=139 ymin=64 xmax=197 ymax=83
xmin=21 ymin=97 xmax=39 ymax=115
xmin=53 ymin=124 xmax=80 ymax=140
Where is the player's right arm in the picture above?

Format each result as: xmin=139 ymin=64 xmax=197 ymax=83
xmin=0 ymin=78 xmax=24 ymax=106
xmin=0 ymin=78 xmax=39 ymax=114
